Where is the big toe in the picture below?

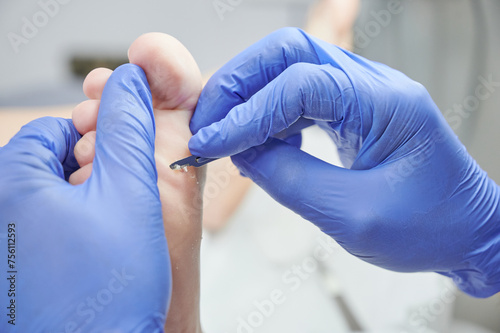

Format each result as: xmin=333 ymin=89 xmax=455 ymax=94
xmin=128 ymin=32 xmax=203 ymax=112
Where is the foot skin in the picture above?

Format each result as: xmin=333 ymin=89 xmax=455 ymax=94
xmin=305 ymin=0 xmax=359 ymax=49
xmin=70 ymin=33 xmax=204 ymax=333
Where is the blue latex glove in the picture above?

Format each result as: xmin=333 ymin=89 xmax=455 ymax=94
xmin=189 ymin=28 xmax=500 ymax=297
xmin=0 ymin=64 xmax=171 ymax=332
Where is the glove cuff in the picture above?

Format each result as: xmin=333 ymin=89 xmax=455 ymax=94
xmin=448 ymin=182 xmax=500 ymax=298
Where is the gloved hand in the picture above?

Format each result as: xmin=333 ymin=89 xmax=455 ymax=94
xmin=189 ymin=27 xmax=500 ymax=297
xmin=0 ymin=64 xmax=171 ymax=332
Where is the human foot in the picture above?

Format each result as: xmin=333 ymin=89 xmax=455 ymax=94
xmin=305 ymin=0 xmax=359 ymax=49
xmin=70 ymin=33 xmax=204 ymax=333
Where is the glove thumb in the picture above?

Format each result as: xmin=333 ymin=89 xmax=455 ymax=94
xmin=90 ymin=64 xmax=158 ymax=194
xmin=231 ymin=138 xmax=365 ymax=238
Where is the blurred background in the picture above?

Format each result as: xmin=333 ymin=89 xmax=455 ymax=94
xmin=1 ymin=0 xmax=500 ymax=332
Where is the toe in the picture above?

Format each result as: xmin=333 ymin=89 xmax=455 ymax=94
xmin=83 ymin=68 xmax=113 ymax=99
xmin=72 ymin=100 xmax=100 ymax=134
xmin=69 ymin=163 xmax=93 ymax=185
xmin=128 ymin=32 xmax=202 ymax=112
xmin=74 ymin=131 xmax=96 ymax=167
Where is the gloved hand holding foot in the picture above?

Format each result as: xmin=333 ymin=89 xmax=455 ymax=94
xmin=0 ymin=64 xmax=171 ymax=332
xmin=70 ymin=33 xmax=205 ymax=332
xmin=189 ymin=27 xmax=500 ymax=297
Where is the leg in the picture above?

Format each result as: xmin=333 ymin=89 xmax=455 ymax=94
xmin=305 ymin=0 xmax=360 ymax=50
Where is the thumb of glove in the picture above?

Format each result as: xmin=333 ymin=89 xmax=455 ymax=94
xmin=90 ymin=64 xmax=158 ymax=194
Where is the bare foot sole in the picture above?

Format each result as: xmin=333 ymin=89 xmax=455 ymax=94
xmin=71 ymin=33 xmax=205 ymax=333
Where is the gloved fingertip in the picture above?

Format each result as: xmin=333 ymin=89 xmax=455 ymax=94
xmin=230 ymin=140 xmax=277 ymax=180
xmin=229 ymin=155 xmax=249 ymax=178
xmin=187 ymin=134 xmax=204 ymax=157
xmin=188 ymin=124 xmax=227 ymax=159
xmin=4 ymin=117 xmax=82 ymax=180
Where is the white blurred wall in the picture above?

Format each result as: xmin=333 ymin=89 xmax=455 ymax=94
xmin=0 ymin=0 xmax=313 ymax=103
